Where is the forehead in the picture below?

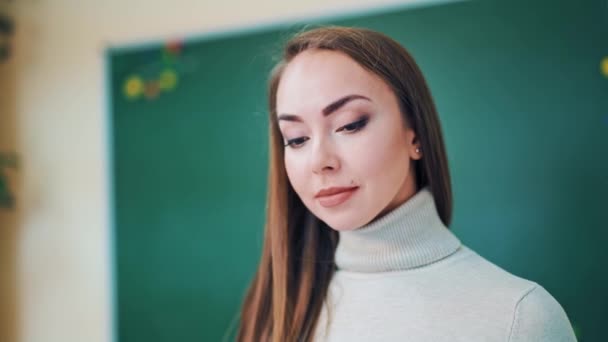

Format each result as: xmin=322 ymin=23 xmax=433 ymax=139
xmin=276 ymin=50 xmax=388 ymax=115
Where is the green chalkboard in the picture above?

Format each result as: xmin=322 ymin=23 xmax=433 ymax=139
xmin=109 ymin=0 xmax=608 ymax=341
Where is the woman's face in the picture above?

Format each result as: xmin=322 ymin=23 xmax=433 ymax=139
xmin=276 ymin=49 xmax=422 ymax=231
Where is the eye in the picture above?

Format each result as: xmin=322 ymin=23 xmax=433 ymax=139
xmin=336 ymin=116 xmax=369 ymax=133
xmin=284 ymin=137 xmax=310 ymax=149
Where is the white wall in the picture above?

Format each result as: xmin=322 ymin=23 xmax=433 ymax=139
xmin=0 ymin=1 xmax=451 ymax=341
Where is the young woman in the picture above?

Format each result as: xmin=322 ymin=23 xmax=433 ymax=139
xmin=237 ymin=26 xmax=576 ymax=342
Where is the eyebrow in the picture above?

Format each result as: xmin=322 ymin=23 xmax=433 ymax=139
xmin=277 ymin=94 xmax=371 ymax=122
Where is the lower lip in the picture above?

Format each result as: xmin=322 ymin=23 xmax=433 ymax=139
xmin=317 ymin=188 xmax=358 ymax=208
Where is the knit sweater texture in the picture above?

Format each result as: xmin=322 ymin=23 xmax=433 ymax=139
xmin=312 ymin=187 xmax=577 ymax=341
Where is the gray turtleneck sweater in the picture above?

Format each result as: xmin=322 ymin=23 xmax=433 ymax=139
xmin=312 ymin=188 xmax=576 ymax=341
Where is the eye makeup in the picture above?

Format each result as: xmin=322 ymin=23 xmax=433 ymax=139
xmin=282 ymin=114 xmax=371 ymax=149
xmin=336 ymin=115 xmax=370 ymax=133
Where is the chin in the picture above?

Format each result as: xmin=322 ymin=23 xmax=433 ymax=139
xmin=304 ymin=196 xmax=375 ymax=231
xmin=317 ymin=211 xmax=371 ymax=231
xmin=327 ymin=223 xmax=361 ymax=232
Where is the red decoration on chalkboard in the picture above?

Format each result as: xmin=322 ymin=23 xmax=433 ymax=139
xmin=165 ymin=40 xmax=182 ymax=56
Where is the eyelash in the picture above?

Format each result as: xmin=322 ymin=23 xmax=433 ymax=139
xmin=284 ymin=116 xmax=370 ymax=149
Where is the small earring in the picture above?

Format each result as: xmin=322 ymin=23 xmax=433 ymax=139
xmin=415 ymin=147 xmax=420 ymax=153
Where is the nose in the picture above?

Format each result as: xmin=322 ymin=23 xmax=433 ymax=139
xmin=310 ymin=136 xmax=340 ymax=175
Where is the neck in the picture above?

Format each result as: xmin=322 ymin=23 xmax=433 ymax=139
xmin=334 ymin=187 xmax=461 ymax=273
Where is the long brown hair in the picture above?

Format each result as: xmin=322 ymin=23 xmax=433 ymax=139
xmin=237 ymin=26 xmax=453 ymax=342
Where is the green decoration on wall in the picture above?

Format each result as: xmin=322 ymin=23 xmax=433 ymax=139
xmin=0 ymin=12 xmax=14 ymax=63
xmin=0 ymin=152 xmax=18 ymax=209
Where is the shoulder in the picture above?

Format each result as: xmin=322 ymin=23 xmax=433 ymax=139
xmin=507 ymin=285 xmax=577 ymax=341
xmin=455 ymin=246 xmax=577 ymax=341
xmin=440 ymin=246 xmax=538 ymax=293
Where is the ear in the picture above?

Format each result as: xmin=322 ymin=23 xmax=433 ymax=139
xmin=406 ymin=129 xmax=423 ymax=160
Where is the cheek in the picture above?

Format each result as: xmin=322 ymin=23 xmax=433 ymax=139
xmin=346 ymin=126 xmax=409 ymax=181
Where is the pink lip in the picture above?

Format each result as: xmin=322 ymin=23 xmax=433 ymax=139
xmin=315 ymin=186 xmax=359 ymax=208
xmin=315 ymin=186 xmax=359 ymax=197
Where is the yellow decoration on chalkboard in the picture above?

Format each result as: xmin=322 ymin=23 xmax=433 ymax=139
xmin=124 ymin=76 xmax=144 ymax=99
xmin=601 ymin=56 xmax=608 ymax=78
xmin=159 ymin=69 xmax=178 ymax=91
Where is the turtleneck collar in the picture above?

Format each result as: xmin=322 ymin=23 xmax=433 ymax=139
xmin=334 ymin=187 xmax=461 ymax=273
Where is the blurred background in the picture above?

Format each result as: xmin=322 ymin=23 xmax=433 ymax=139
xmin=1 ymin=0 xmax=607 ymax=341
